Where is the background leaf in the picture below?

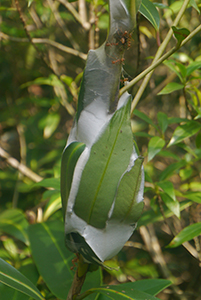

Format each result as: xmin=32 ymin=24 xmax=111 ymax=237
xmin=158 ymin=82 xmax=184 ymax=95
xmin=159 ymin=192 xmax=180 ymax=218
xmin=157 ymin=112 xmax=168 ymax=134
xmin=168 ymin=222 xmax=201 ymax=248
xmin=148 ymin=136 xmax=165 ymax=161
xmin=168 ymin=121 xmax=201 ymax=146
xmin=133 ymin=109 xmax=159 ymax=130
xmin=0 ymin=209 xmax=29 ymax=245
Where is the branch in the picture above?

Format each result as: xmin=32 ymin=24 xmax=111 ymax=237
xmin=0 ymin=32 xmax=87 ymax=60
xmin=140 ymin=225 xmax=188 ymax=300
xmin=119 ymin=23 xmax=201 ymax=113
xmin=57 ymin=0 xmax=90 ymax=30
xmin=46 ymin=0 xmax=80 ymax=50
xmin=119 ymin=0 xmax=192 ymax=111
xmin=0 ymin=147 xmax=43 ymax=183
xmin=67 ymin=256 xmax=89 ymax=300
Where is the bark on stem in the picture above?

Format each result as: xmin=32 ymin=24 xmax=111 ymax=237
xmin=67 ymin=270 xmax=86 ymax=300
xmin=67 ymin=258 xmax=89 ymax=300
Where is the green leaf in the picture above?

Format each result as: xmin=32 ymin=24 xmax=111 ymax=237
xmin=175 ymin=62 xmax=187 ymax=79
xmin=172 ymin=26 xmax=190 ymax=45
xmin=20 ymin=74 xmax=64 ymax=89
xmin=157 ymin=112 xmax=168 ymax=133
xmin=148 ymin=137 xmax=165 ymax=161
xmin=43 ymin=193 xmax=61 ymax=221
xmin=189 ymin=0 xmax=200 ymax=13
xmin=61 ymin=142 xmax=86 ymax=220
xmin=159 ymin=160 xmax=186 ymax=180
xmin=83 ymin=279 xmax=171 ymax=300
xmin=186 ymin=61 xmax=201 ymax=77
xmin=153 ymin=3 xmax=169 ymax=9
xmin=0 ymin=209 xmax=29 ymax=245
xmin=139 ymin=0 xmax=160 ymax=30
xmin=115 ymin=279 xmax=171 ymax=295
xmin=167 ymin=117 xmax=189 ymax=124
xmin=0 ymin=263 xmax=39 ymax=300
xmin=138 ymin=200 xmax=191 ymax=227
xmin=134 ymin=132 xmax=153 ymax=137
xmin=28 ymin=220 xmax=74 ymax=299
xmin=133 ymin=109 xmax=159 ymax=130
xmin=163 ymin=60 xmax=183 ymax=82
xmin=28 ymin=220 xmax=101 ymax=300
xmin=157 ymin=181 xmax=176 ymax=201
xmin=111 ymin=157 xmax=144 ymax=223
xmin=158 ymin=82 xmax=184 ymax=95
xmin=182 ymin=191 xmax=201 ymax=204
xmin=158 ymin=150 xmax=180 ymax=160
xmin=38 ymin=113 xmax=60 ymax=139
xmin=167 ymin=222 xmax=201 ymax=248
xmin=34 ymin=178 xmax=60 ymax=190
xmin=159 ymin=192 xmax=180 ymax=218
xmin=74 ymin=100 xmax=134 ymax=229
xmin=168 ymin=121 xmax=201 ymax=147
xmin=0 ymin=258 xmax=44 ymax=300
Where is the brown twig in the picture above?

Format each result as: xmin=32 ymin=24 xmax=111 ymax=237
xmin=14 ymin=0 xmax=53 ymax=73
xmin=57 ymin=0 xmax=90 ymax=30
xmin=0 ymin=146 xmax=43 ymax=183
xmin=140 ymin=225 xmax=188 ymax=300
xmin=46 ymin=0 xmax=80 ymax=50
xmin=0 ymin=32 xmax=87 ymax=60
xmin=67 ymin=257 xmax=89 ymax=300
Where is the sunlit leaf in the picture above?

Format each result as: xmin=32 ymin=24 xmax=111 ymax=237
xmin=157 ymin=181 xmax=176 ymax=201
xmin=186 ymin=61 xmax=201 ymax=77
xmin=20 ymin=75 xmax=64 ymax=89
xmin=167 ymin=222 xmax=201 ymax=248
xmin=158 ymin=82 xmax=184 ymax=95
xmin=138 ymin=200 xmax=191 ymax=227
xmin=43 ymin=193 xmax=61 ymax=221
xmin=182 ymin=191 xmax=201 ymax=204
xmin=159 ymin=192 xmax=180 ymax=218
xmin=38 ymin=113 xmax=60 ymax=139
xmin=175 ymin=62 xmax=187 ymax=79
xmin=168 ymin=121 xmax=201 ymax=147
xmin=189 ymin=0 xmax=200 ymax=13
xmin=148 ymin=137 xmax=165 ymax=161
xmin=163 ymin=60 xmax=183 ymax=82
